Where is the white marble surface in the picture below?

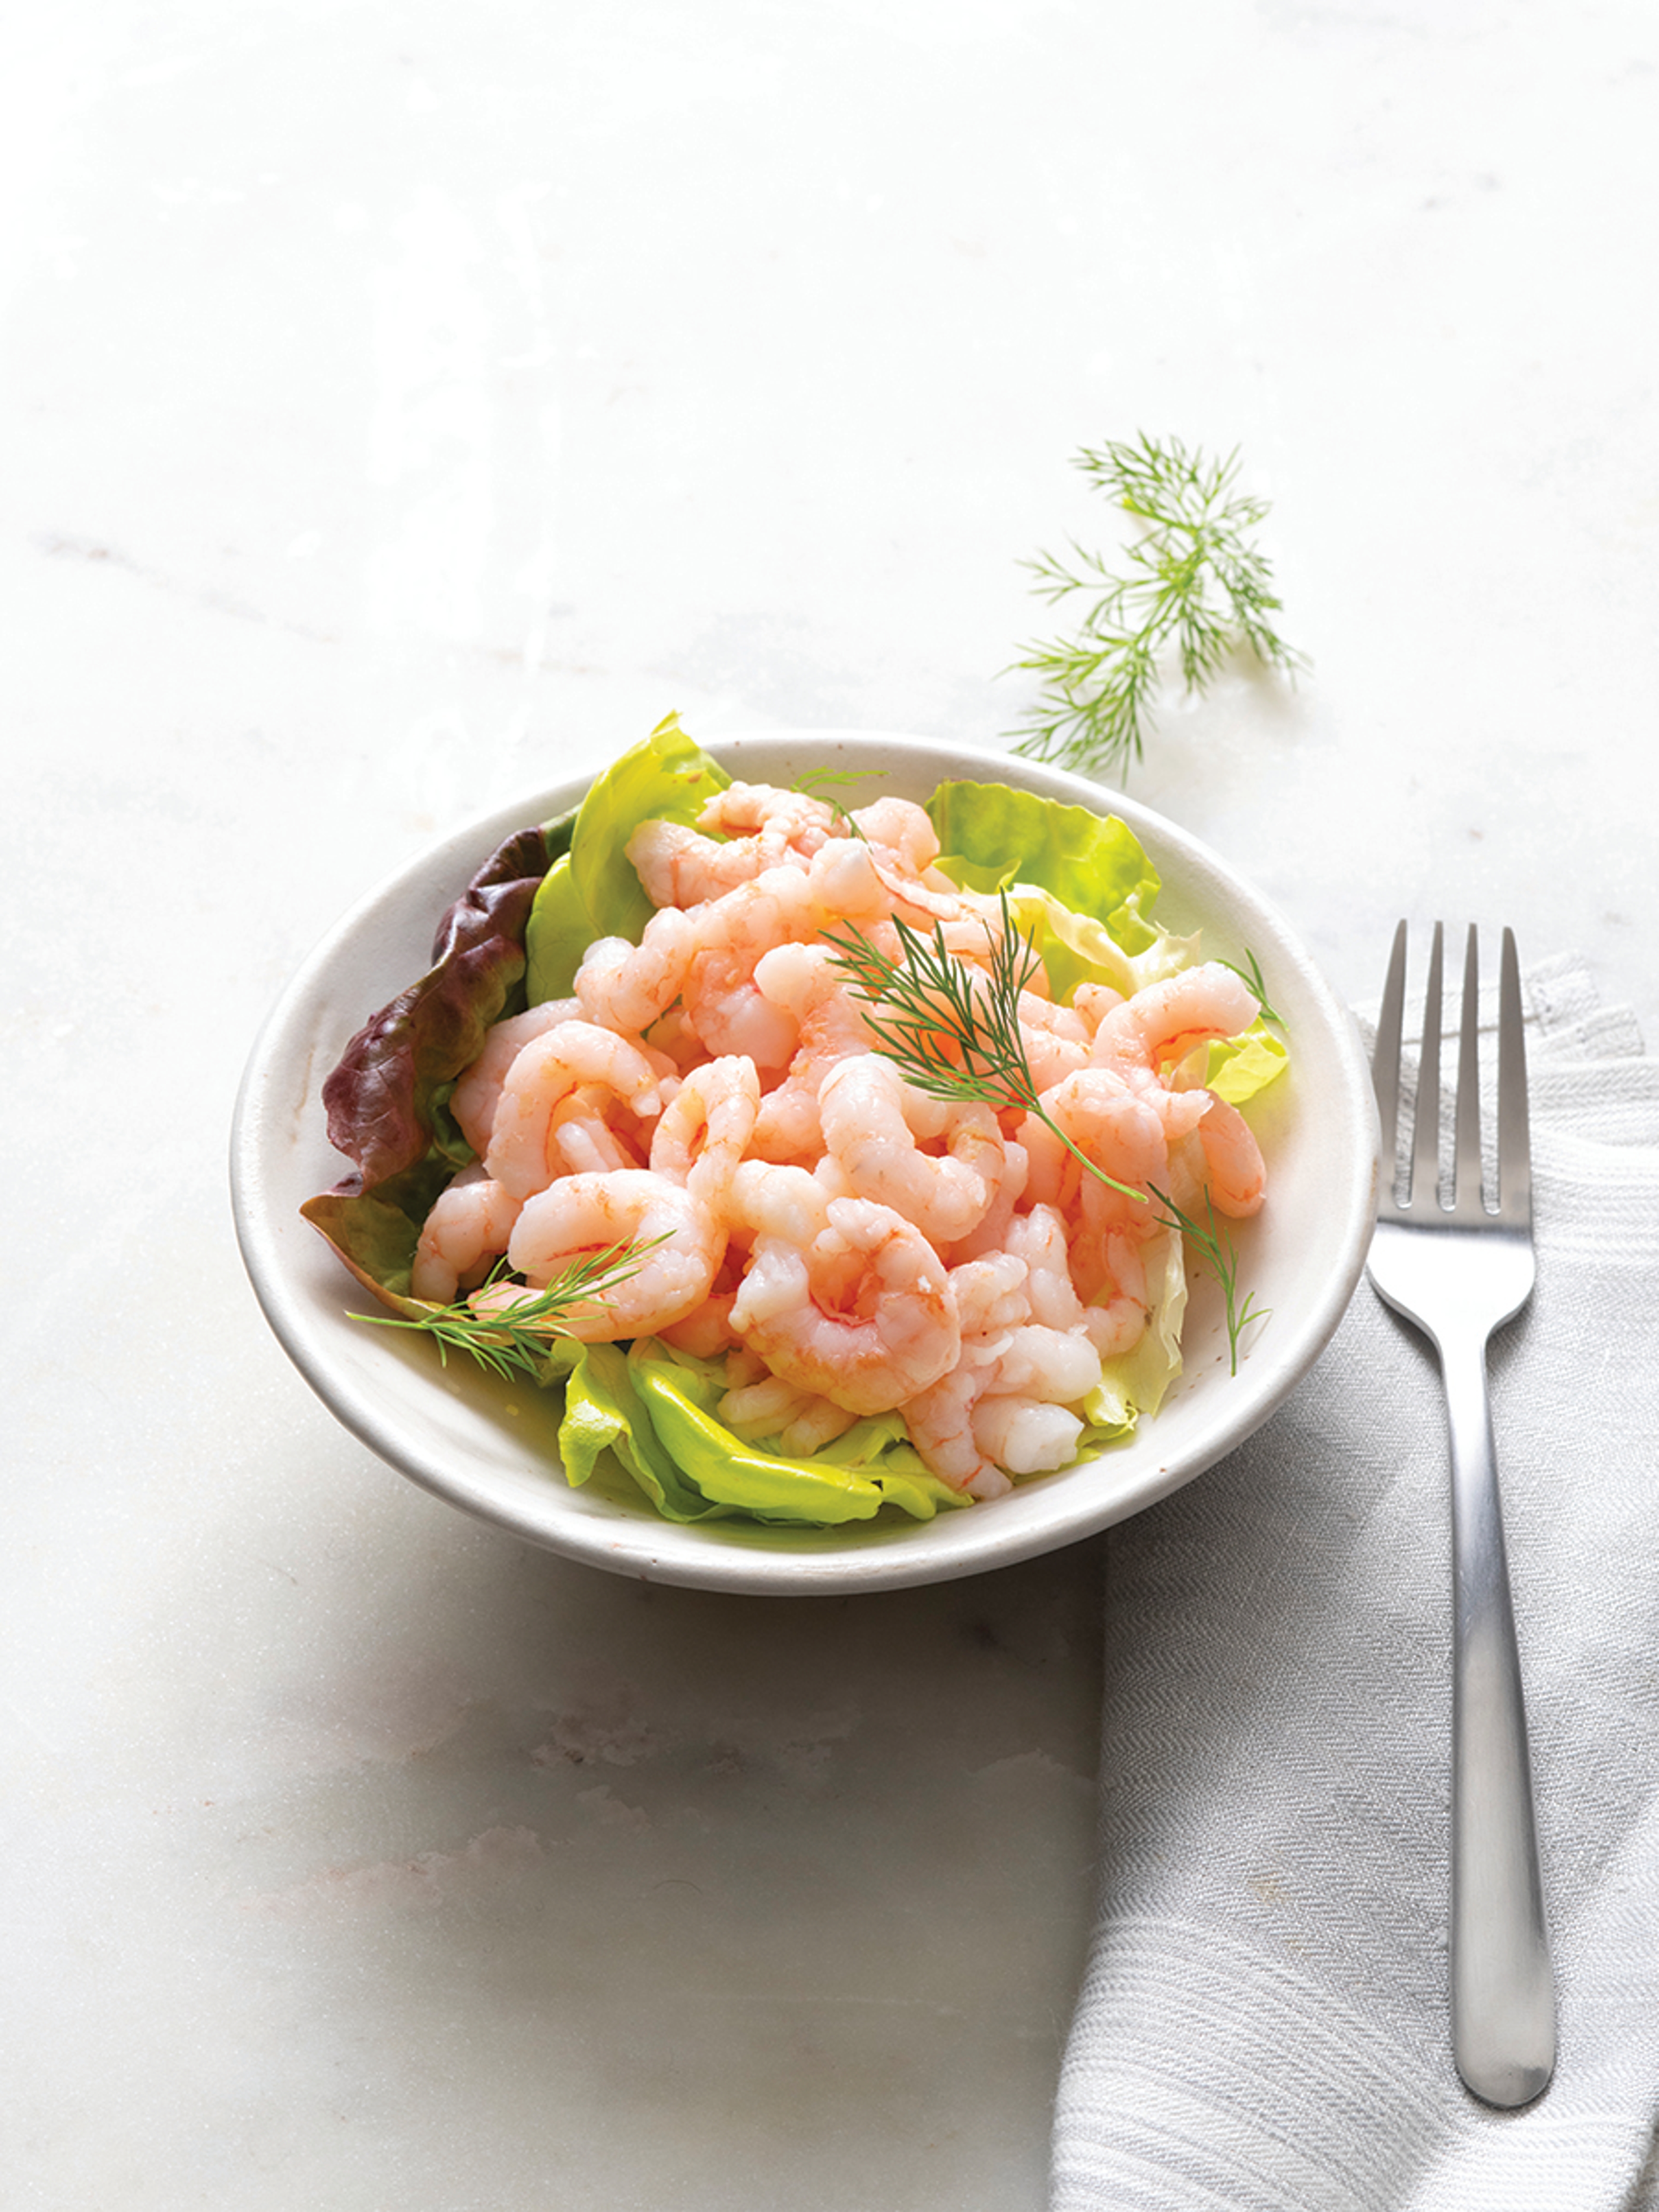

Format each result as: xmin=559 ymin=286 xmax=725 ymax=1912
xmin=5 ymin=3 xmax=1657 ymax=2205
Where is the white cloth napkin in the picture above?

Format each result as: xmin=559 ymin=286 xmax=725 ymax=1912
xmin=1051 ymin=952 xmax=1659 ymax=2212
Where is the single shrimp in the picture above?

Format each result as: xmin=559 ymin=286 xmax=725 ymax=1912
xmin=947 ymin=1250 xmax=1031 ymax=1338
xmin=648 ymin=1055 xmax=761 ymax=1212
xmin=900 ymin=1361 xmax=997 ymax=1495
xmin=1019 ymin=991 xmax=1092 ymax=1091
xmin=450 ymin=997 xmax=581 ymax=1155
xmin=698 ymin=780 xmax=840 ymax=855
xmin=728 ymin=1196 xmax=960 ymax=1416
xmin=485 ymin=1021 xmax=676 ymax=1200
xmin=505 ymin=1168 xmax=725 ymax=1340
xmin=979 ymin=1322 xmax=1103 ymax=1405
xmin=969 ymin=1395 xmax=1087 ymax=1486
xmin=1090 ymin=962 xmax=1259 ymax=1079
xmin=410 ymin=1167 xmax=523 ymax=1304
xmin=574 ymin=908 xmax=699 ymax=1036
xmin=850 ymin=794 xmax=941 ymax=877
xmin=1072 ymin=981 xmax=1126 ymax=1034
xmin=801 ymin=837 xmax=901 ymax=924
xmin=1070 ymin=1209 xmax=1153 ymax=1341
xmin=1170 ymin=1093 xmax=1267 ymax=1219
xmin=626 ymin=818 xmax=804 ymax=907
xmin=725 ymin=1158 xmax=836 ymax=1247
xmin=753 ymin=943 xmax=873 ymax=1069
xmin=941 ymin=1137 xmax=1030 ymax=1265
xmin=817 ymin=1055 xmax=1005 ymax=1247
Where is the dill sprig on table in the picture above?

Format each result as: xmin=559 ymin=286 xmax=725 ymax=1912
xmin=1009 ymin=433 xmax=1306 ymax=782
xmin=826 ymin=895 xmax=1143 ymax=1202
xmin=352 ymin=1239 xmax=662 ymax=1383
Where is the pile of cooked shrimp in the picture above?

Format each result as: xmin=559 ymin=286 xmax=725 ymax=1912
xmin=410 ymin=780 xmax=1266 ymax=1502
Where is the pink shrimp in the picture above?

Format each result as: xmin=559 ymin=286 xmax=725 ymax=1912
xmin=484 ymin=1021 xmax=676 ymax=1200
xmin=1019 ymin=991 xmax=1092 ymax=1091
xmin=410 ymin=1167 xmax=522 ymax=1304
xmin=542 ymin=1084 xmax=645 ymax=1176
xmin=817 ymin=1055 xmax=1006 ymax=1247
xmin=648 ymin=1055 xmax=761 ymax=1212
xmin=902 ymin=1321 xmax=1100 ymax=1497
xmin=697 ymin=780 xmax=840 ymax=855
xmin=678 ymin=867 xmax=824 ymax=1066
xmin=715 ymin=1369 xmax=859 ymax=1455
xmin=747 ymin=943 xmax=875 ymax=1163
xmin=728 ymin=1196 xmax=960 ymax=1416
xmin=1170 ymin=1093 xmax=1268 ymax=1219
xmin=450 ymin=997 xmax=581 ymax=1155
xmin=505 ymin=1169 xmax=725 ymax=1341
xmin=574 ymin=909 xmax=700 ymax=1036
xmin=1005 ymin=1201 xmax=1147 ymax=1359
xmin=1021 ymin=1068 xmax=1170 ymax=1222
xmin=1090 ymin=962 xmax=1260 ymax=1078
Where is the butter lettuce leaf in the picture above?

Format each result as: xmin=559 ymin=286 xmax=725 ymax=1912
xmin=926 ymin=779 xmax=1162 ymax=951
xmin=1205 ymin=1019 xmax=1289 ymax=1103
xmin=555 ymin=1340 xmax=730 ymax=1522
xmin=525 ymin=710 xmax=730 ymax=1002
xmin=1001 ymin=883 xmax=1202 ymax=1003
xmin=624 ymin=1339 xmax=968 ymax=1524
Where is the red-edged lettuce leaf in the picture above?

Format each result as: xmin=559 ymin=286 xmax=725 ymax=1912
xmin=319 ymin=821 xmax=566 ymax=1195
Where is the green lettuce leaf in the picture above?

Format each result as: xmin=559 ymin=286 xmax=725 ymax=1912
xmin=1205 ymin=1019 xmax=1289 ymax=1104
xmin=999 ymin=884 xmax=1200 ymax=1003
xmin=624 ymin=1339 xmax=968 ymax=1524
xmin=555 ymin=1340 xmax=731 ymax=1522
xmin=524 ymin=710 xmax=731 ymax=1002
xmin=926 ymin=779 xmax=1163 ymax=951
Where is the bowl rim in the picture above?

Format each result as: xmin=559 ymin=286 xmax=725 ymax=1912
xmin=231 ymin=728 xmax=1379 ymax=1595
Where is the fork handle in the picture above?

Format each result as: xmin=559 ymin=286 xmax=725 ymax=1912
xmin=1439 ymin=1326 xmax=1556 ymax=2107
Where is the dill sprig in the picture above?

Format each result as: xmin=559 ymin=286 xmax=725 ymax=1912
xmin=1150 ymin=1186 xmax=1270 ymax=1376
xmin=1008 ymin=434 xmax=1306 ymax=782
xmin=1216 ymin=947 xmax=1282 ymax=1027
xmin=351 ymin=1239 xmax=662 ymax=1382
xmin=826 ymin=893 xmax=1143 ymax=1203
xmin=789 ymin=765 xmax=887 ymax=839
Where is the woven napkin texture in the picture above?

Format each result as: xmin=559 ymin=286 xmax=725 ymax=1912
xmin=1051 ymin=953 xmax=1659 ymax=2212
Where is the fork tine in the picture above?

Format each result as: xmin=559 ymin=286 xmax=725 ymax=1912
xmin=1411 ymin=922 xmax=1446 ymax=1208
xmin=1374 ymin=919 xmax=1408 ymax=1199
xmin=1453 ymin=926 xmax=1484 ymax=1216
xmin=1497 ymin=927 xmax=1532 ymax=1224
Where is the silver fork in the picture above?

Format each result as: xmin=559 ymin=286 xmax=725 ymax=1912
xmin=1367 ymin=922 xmax=1555 ymax=2109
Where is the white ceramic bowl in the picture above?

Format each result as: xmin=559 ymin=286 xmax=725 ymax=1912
xmin=231 ymin=731 xmax=1378 ymax=1595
